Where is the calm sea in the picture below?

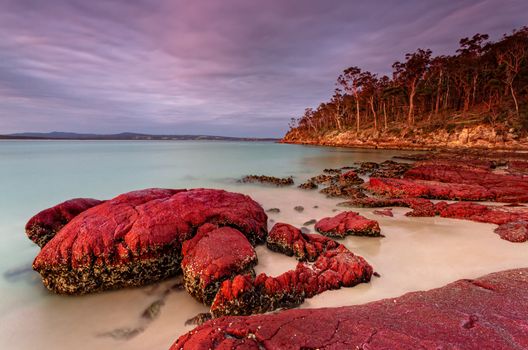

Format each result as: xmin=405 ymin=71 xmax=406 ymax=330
xmin=0 ymin=140 xmax=405 ymax=311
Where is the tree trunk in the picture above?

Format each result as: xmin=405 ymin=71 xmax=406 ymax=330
xmin=510 ymin=84 xmax=519 ymax=115
xmin=354 ymin=89 xmax=360 ymax=133
xmin=435 ymin=71 xmax=442 ymax=115
xmin=370 ymin=97 xmax=377 ymax=131
xmin=408 ymin=81 xmax=416 ymax=125
xmin=383 ymin=102 xmax=388 ymax=131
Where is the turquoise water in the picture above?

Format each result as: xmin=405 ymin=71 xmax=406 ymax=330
xmin=0 ymin=140 xmax=406 ymax=311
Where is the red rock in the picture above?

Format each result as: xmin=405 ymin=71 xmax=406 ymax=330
xmin=409 ymin=201 xmax=528 ymax=243
xmin=341 ymin=197 xmax=410 ymax=208
xmin=495 ymin=220 xmax=528 ymax=243
xmin=25 ymin=198 xmax=104 ymax=247
xmin=210 ymin=244 xmax=372 ymax=317
xmin=340 ymin=197 xmax=437 ymax=217
xmin=365 ymin=177 xmax=495 ymax=201
xmin=172 ymin=268 xmax=528 ymax=350
xmin=32 ymin=188 xmax=267 ymax=294
xmin=508 ymin=160 xmax=528 ymax=175
xmin=266 ymin=223 xmax=339 ymax=261
xmin=404 ymin=161 xmax=528 ymax=202
xmin=315 ymin=211 xmax=381 ymax=238
xmin=181 ymin=225 xmax=257 ymax=305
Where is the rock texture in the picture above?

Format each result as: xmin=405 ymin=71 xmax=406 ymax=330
xmin=172 ymin=268 xmax=528 ymax=349
xmin=209 ymin=223 xmax=372 ymax=317
xmin=32 ymin=188 xmax=267 ymax=294
xmin=25 ymin=198 xmax=104 ymax=247
xmin=181 ymin=225 xmax=258 ymax=305
xmin=315 ymin=211 xmax=381 ymax=238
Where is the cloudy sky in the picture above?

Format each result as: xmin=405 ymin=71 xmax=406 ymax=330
xmin=0 ymin=0 xmax=526 ymax=137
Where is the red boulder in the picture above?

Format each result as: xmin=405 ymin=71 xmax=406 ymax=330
xmin=315 ymin=211 xmax=381 ymax=238
xmin=32 ymin=188 xmax=267 ymax=294
xmin=25 ymin=198 xmax=104 ymax=247
xmin=181 ymin=225 xmax=258 ymax=305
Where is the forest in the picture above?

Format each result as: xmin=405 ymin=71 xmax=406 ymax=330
xmin=284 ymin=27 xmax=528 ymax=144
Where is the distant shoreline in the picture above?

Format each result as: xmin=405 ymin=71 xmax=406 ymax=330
xmin=0 ymin=132 xmax=279 ymax=142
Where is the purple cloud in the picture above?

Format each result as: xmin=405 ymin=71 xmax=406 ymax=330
xmin=0 ymin=0 xmax=526 ymax=137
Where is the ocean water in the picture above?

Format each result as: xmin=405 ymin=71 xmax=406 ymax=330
xmin=1 ymin=141 xmax=527 ymax=350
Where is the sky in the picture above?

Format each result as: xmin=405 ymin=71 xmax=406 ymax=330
xmin=0 ymin=0 xmax=527 ymax=137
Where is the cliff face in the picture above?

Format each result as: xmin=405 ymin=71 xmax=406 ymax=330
xmin=281 ymin=124 xmax=528 ymax=150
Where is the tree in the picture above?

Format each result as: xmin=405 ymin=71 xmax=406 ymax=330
xmin=494 ymin=27 xmax=528 ymax=115
xmin=338 ymin=66 xmax=363 ymax=132
xmin=360 ymin=72 xmax=379 ymax=130
xmin=393 ymin=49 xmax=432 ymax=125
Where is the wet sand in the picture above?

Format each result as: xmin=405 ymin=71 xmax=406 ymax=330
xmin=2 ymin=184 xmax=528 ymax=350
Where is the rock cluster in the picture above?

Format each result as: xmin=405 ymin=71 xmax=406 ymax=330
xmin=28 ymin=188 xmax=373 ymax=318
xmin=173 ymin=268 xmax=528 ymax=349
xmin=209 ymin=223 xmax=373 ymax=317
xmin=31 ymin=188 xmax=267 ymax=295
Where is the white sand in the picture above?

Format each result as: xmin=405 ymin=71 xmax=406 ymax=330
xmin=2 ymin=185 xmax=528 ymax=350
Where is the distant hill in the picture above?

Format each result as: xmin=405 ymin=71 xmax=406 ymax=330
xmin=0 ymin=132 xmax=278 ymax=141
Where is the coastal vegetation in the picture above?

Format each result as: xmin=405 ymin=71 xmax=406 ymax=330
xmin=283 ymin=27 xmax=528 ymax=148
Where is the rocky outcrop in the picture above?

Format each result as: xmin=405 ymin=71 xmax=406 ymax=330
xmin=31 ymin=188 xmax=267 ymax=294
xmin=365 ymin=177 xmax=496 ymax=201
xmin=315 ymin=211 xmax=381 ymax=238
xmin=404 ymin=160 xmax=528 ymax=202
xmin=25 ymin=198 xmax=104 ymax=247
xmin=282 ymin=124 xmax=528 ymax=150
xmin=209 ymin=223 xmax=373 ymax=317
xmin=172 ymin=268 xmax=528 ymax=349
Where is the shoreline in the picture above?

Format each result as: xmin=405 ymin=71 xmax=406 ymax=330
xmin=280 ymin=139 xmax=528 ymax=151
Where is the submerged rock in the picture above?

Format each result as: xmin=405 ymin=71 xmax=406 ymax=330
xmin=25 ymin=198 xmax=104 ymax=247
xmin=172 ymin=268 xmax=528 ymax=349
xmin=303 ymin=219 xmax=317 ymax=226
xmin=298 ymin=180 xmax=318 ymax=190
xmin=239 ymin=175 xmax=294 ymax=186
xmin=31 ymin=188 xmax=267 ymax=294
xmin=315 ymin=211 xmax=381 ymax=238
xmin=294 ymin=205 xmax=304 ymax=212
xmin=320 ymin=184 xmax=366 ymax=199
